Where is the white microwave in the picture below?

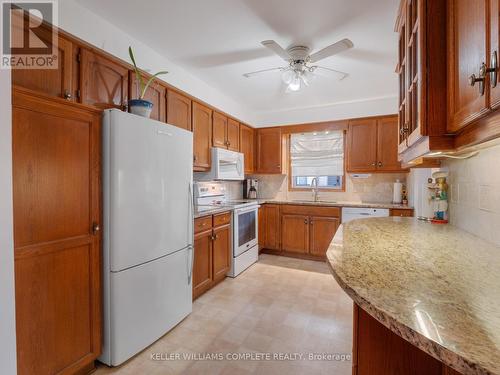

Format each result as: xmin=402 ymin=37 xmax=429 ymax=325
xmin=196 ymin=148 xmax=245 ymax=181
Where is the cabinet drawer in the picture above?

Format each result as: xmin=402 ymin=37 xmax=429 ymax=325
xmin=390 ymin=209 xmax=414 ymax=217
xmin=280 ymin=204 xmax=340 ymax=218
xmin=213 ymin=211 xmax=232 ymax=227
xmin=194 ymin=216 xmax=212 ymax=233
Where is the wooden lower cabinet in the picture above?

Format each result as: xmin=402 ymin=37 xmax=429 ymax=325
xmin=193 ymin=213 xmax=232 ymax=300
xmin=212 ymin=224 xmax=232 ymax=283
xmin=281 ymin=214 xmax=309 ymax=254
xmin=259 ymin=204 xmax=281 ymax=251
xmin=390 ymin=208 xmax=414 ymax=217
xmin=260 ymin=204 xmax=340 ymax=260
xmin=309 ymin=216 xmax=340 ymax=257
xmin=193 ymin=229 xmax=213 ymax=299
xmin=353 ymin=304 xmax=463 ymax=375
xmin=12 ymin=89 xmax=102 ymax=375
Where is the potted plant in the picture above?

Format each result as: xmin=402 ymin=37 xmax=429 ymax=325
xmin=128 ymin=46 xmax=168 ymax=118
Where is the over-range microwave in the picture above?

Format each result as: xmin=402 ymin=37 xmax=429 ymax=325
xmin=196 ymin=147 xmax=245 ymax=181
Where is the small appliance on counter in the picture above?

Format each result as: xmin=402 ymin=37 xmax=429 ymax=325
xmin=243 ymin=178 xmax=259 ymax=199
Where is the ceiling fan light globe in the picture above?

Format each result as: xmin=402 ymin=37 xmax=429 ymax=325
xmin=288 ymin=76 xmax=301 ymax=91
xmin=281 ymin=70 xmax=295 ymax=85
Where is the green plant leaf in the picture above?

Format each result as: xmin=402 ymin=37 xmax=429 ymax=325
xmin=129 ymin=46 xmax=144 ymax=98
xmin=140 ymin=71 xmax=169 ymax=99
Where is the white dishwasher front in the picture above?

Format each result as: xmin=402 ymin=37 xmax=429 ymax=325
xmin=341 ymin=207 xmax=390 ymax=223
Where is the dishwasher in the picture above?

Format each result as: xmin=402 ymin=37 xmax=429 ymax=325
xmin=341 ymin=207 xmax=390 ymax=223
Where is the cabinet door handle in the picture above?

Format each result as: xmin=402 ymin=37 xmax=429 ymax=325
xmin=92 ymin=222 xmax=100 ymax=235
xmin=378 ymin=161 xmax=383 ymax=167
xmin=63 ymin=90 xmax=72 ymax=100
xmin=487 ymin=51 xmax=498 ymax=88
xmin=469 ymin=62 xmax=486 ymax=96
xmin=304 ymin=219 xmax=308 ymax=225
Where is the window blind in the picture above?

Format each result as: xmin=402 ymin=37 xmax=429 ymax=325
xmin=290 ymin=131 xmax=344 ymax=177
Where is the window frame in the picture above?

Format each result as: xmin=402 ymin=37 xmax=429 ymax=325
xmin=287 ymin=129 xmax=347 ymax=192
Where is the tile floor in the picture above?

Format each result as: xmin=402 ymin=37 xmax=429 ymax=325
xmin=95 ymin=254 xmax=353 ymax=375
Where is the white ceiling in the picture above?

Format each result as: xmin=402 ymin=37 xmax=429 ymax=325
xmin=75 ymin=0 xmax=399 ymax=124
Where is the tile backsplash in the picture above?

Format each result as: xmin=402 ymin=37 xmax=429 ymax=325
xmin=443 ymin=143 xmax=500 ymax=246
xmin=248 ymin=173 xmax=407 ymax=203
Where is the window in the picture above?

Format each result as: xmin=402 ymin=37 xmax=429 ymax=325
xmin=290 ymin=131 xmax=344 ymax=190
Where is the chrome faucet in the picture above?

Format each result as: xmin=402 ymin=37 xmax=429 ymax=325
xmin=311 ymin=177 xmax=319 ymax=202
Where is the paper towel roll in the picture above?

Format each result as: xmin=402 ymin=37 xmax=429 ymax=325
xmin=393 ymin=180 xmax=403 ymax=204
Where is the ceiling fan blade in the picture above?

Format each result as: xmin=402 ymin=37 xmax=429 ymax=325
xmin=313 ymin=66 xmax=349 ymax=80
xmin=261 ymin=40 xmax=291 ymax=61
xmin=309 ymin=38 xmax=354 ymax=63
xmin=242 ymin=67 xmax=284 ymax=78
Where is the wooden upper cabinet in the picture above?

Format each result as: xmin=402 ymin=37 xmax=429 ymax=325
xmin=212 ymin=113 xmax=240 ymax=151
xmin=167 ymin=90 xmax=192 ymax=130
xmin=80 ymin=49 xmax=128 ymax=109
xmin=256 ymin=127 xmax=282 ymax=174
xmin=395 ymin=0 xmax=449 ymax=165
xmin=348 ymin=116 xmax=405 ymax=172
xmin=12 ymin=90 xmax=101 ymax=375
xmin=11 ymin=30 xmax=75 ymax=100
xmin=212 ymin=224 xmax=231 ymax=283
xmin=281 ymin=214 xmax=309 ymax=254
xmin=240 ymin=124 xmax=255 ymax=174
xmin=212 ymin=111 xmax=228 ymax=148
xmin=490 ymin=0 xmax=500 ymax=109
xmin=377 ymin=117 xmax=404 ymax=171
xmin=309 ymin=216 xmax=339 ymax=257
xmin=347 ymin=118 xmax=377 ymax=172
xmin=129 ymin=72 xmax=166 ymax=122
xmin=447 ymin=0 xmax=489 ymax=132
xmin=192 ymin=102 xmax=213 ymax=171
xmin=227 ymin=118 xmax=240 ymax=151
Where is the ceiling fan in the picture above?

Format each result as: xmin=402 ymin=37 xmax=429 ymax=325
xmin=243 ymin=38 xmax=353 ymax=92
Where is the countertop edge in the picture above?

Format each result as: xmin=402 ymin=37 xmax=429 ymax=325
xmin=326 ymin=227 xmax=494 ymax=375
xmin=257 ymin=199 xmax=414 ymax=210
xmin=194 ymin=207 xmax=234 ymax=219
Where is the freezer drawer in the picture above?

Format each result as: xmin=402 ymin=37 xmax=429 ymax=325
xmin=100 ymin=247 xmax=193 ymax=366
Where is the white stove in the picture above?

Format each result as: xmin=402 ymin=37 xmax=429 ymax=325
xmin=194 ymin=182 xmax=259 ymax=277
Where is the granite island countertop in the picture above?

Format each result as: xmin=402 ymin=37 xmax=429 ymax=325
xmin=326 ymin=217 xmax=500 ymax=375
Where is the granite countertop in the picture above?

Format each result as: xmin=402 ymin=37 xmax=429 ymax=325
xmin=194 ymin=200 xmax=413 ymax=218
xmin=194 ymin=206 xmax=233 ymax=218
xmin=326 ymin=217 xmax=500 ymax=375
xmin=257 ymin=199 xmax=413 ymax=210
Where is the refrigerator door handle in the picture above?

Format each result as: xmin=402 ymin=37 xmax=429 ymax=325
xmin=187 ymin=245 xmax=194 ymax=285
xmin=187 ymin=182 xmax=194 ymax=285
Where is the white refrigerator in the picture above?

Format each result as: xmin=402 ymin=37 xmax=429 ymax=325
xmin=100 ymin=110 xmax=194 ymax=366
